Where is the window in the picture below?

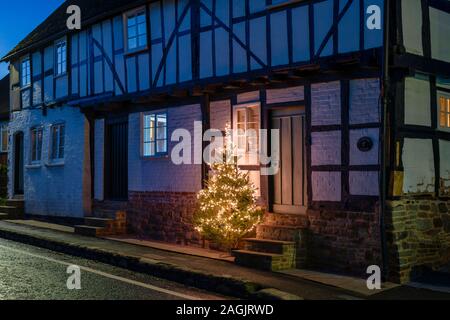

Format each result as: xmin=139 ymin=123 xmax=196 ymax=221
xmin=234 ymin=105 xmax=260 ymax=165
xmin=142 ymin=112 xmax=167 ymax=157
xmin=0 ymin=124 xmax=8 ymax=153
xmin=50 ymin=124 xmax=65 ymax=160
xmin=21 ymin=57 xmax=31 ymax=87
xmin=125 ymin=9 xmax=147 ymax=52
xmin=55 ymin=40 xmax=67 ymax=76
xmin=30 ymin=127 xmax=43 ymax=164
xmin=439 ymin=93 xmax=450 ymax=130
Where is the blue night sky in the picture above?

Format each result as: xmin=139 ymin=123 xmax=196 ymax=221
xmin=0 ymin=0 xmax=65 ymax=79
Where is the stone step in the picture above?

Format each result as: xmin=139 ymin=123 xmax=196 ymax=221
xmin=0 ymin=213 xmax=9 ymax=220
xmin=6 ymin=199 xmax=24 ymax=209
xmin=242 ymin=238 xmax=295 ymax=255
xmin=256 ymin=224 xmax=306 ymax=242
xmin=0 ymin=206 xmax=19 ymax=215
xmin=232 ymin=249 xmax=295 ymax=271
xmin=84 ymin=217 xmax=114 ymax=228
xmin=93 ymin=209 xmax=126 ymax=221
xmin=74 ymin=225 xmax=112 ymax=237
xmin=263 ymin=212 xmax=309 ymax=228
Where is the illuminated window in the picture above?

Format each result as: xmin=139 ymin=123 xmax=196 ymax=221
xmin=234 ymin=104 xmax=260 ymax=165
xmin=439 ymin=93 xmax=450 ymax=130
xmin=125 ymin=8 xmax=147 ymax=52
xmin=21 ymin=57 xmax=31 ymax=87
xmin=30 ymin=127 xmax=43 ymax=164
xmin=142 ymin=112 xmax=167 ymax=157
xmin=55 ymin=40 xmax=67 ymax=76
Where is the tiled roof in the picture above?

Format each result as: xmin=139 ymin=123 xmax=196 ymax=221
xmin=1 ymin=0 xmax=146 ymax=62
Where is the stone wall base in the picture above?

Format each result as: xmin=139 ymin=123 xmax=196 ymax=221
xmin=386 ymin=199 xmax=450 ymax=283
xmin=127 ymin=191 xmax=200 ymax=244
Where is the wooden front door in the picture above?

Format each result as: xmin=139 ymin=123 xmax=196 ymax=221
xmin=271 ymin=108 xmax=307 ymax=214
xmin=105 ymin=118 xmax=128 ymax=200
xmin=14 ymin=132 xmax=24 ymax=195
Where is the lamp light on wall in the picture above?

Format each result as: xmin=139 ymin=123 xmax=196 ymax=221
xmin=357 ymin=137 xmax=373 ymax=152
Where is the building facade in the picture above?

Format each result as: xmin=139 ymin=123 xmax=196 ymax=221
xmin=1 ymin=0 xmax=449 ymax=282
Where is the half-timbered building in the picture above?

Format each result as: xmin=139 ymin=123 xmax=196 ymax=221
xmin=1 ymin=0 xmax=449 ymax=283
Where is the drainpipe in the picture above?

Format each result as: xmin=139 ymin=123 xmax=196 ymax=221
xmin=380 ymin=0 xmax=391 ymax=281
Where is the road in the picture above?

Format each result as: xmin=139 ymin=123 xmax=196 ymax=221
xmin=0 ymin=238 xmax=229 ymax=300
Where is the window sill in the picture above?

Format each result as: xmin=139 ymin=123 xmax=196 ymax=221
xmin=46 ymin=161 xmax=65 ymax=167
xmin=25 ymin=164 xmax=42 ymax=170
xmin=124 ymin=46 xmax=148 ymax=57
xmin=141 ymin=154 xmax=169 ymax=161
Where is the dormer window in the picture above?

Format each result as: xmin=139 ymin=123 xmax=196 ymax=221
xmin=55 ymin=39 xmax=67 ymax=76
xmin=21 ymin=57 xmax=31 ymax=87
xmin=124 ymin=8 xmax=147 ymax=53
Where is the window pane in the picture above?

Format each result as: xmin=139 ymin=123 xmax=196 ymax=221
xmin=137 ymin=13 xmax=146 ymax=24
xmin=156 ymin=126 xmax=166 ymax=140
xmin=128 ymin=25 xmax=137 ymax=37
xmin=138 ymin=23 xmax=146 ymax=36
xmin=237 ymin=109 xmax=245 ymax=123
xmin=127 ymin=16 xmax=136 ymax=27
xmin=157 ymin=140 xmax=167 ymax=153
xmin=128 ymin=37 xmax=137 ymax=49
xmin=440 ymin=112 xmax=446 ymax=127
xmin=138 ymin=35 xmax=147 ymax=47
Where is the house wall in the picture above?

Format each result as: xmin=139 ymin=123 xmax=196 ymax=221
xmin=7 ymin=106 xmax=90 ymax=218
xmin=387 ymin=4 xmax=450 ymax=280
xmin=206 ymin=78 xmax=382 ymax=274
xmin=118 ymin=104 xmax=203 ymax=243
xmin=11 ymin=0 xmax=384 ymax=112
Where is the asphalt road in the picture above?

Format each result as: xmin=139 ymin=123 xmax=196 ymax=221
xmin=0 ymin=238 xmax=229 ymax=300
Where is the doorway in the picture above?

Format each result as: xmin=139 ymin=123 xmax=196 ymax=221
xmin=14 ymin=132 xmax=24 ymax=195
xmin=270 ymin=108 xmax=307 ymax=214
xmin=105 ymin=117 xmax=128 ymax=200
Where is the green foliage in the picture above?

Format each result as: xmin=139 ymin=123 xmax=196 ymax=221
xmin=194 ymin=155 xmax=264 ymax=250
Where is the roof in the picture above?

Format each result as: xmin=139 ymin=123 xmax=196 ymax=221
xmin=1 ymin=0 xmax=146 ymax=62
xmin=0 ymin=75 xmax=10 ymax=119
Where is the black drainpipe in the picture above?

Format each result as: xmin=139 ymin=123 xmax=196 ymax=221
xmin=380 ymin=0 xmax=391 ymax=281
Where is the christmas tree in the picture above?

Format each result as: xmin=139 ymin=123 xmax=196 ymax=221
xmin=194 ymin=128 xmax=264 ymax=251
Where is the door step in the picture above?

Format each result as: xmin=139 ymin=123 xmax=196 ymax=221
xmin=74 ymin=212 xmax=127 ymax=237
xmin=233 ymin=238 xmax=296 ymax=271
xmin=0 ymin=200 xmax=25 ymax=220
xmin=74 ymin=225 xmax=113 ymax=237
xmin=257 ymin=224 xmax=306 ymax=242
xmin=232 ymin=249 xmax=295 ymax=271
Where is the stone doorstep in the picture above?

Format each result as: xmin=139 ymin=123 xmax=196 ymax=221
xmin=74 ymin=225 xmax=114 ymax=237
xmin=0 ymin=213 xmax=9 ymax=220
xmin=243 ymin=238 xmax=295 ymax=255
xmin=232 ymin=249 xmax=295 ymax=271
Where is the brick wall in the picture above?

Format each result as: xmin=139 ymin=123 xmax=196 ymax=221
xmin=128 ymin=191 xmax=199 ymax=244
xmin=307 ymin=208 xmax=382 ymax=275
xmin=386 ymin=199 xmax=450 ymax=283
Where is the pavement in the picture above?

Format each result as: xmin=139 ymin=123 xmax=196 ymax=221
xmin=0 ymin=220 xmax=449 ymax=300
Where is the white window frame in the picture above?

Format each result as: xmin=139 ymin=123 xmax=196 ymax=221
xmin=30 ymin=126 xmax=43 ymax=164
xmin=438 ymin=91 xmax=450 ymax=132
xmin=49 ymin=123 xmax=65 ymax=161
xmin=141 ymin=111 xmax=168 ymax=158
xmin=232 ymin=103 xmax=261 ymax=166
xmin=0 ymin=123 xmax=8 ymax=153
xmin=20 ymin=56 xmax=31 ymax=88
xmin=124 ymin=7 xmax=148 ymax=53
xmin=55 ymin=39 xmax=67 ymax=77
